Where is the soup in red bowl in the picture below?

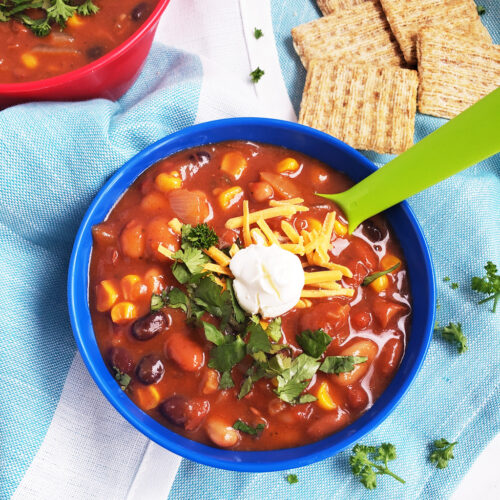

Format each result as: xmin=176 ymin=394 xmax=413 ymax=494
xmin=0 ymin=0 xmax=169 ymax=108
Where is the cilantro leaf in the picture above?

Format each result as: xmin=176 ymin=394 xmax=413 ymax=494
xmin=296 ymin=329 xmax=331 ymax=358
xmin=477 ymin=5 xmax=486 ymax=15
xmin=46 ymin=0 xmax=77 ymax=25
xmin=254 ymin=27 xmax=264 ymax=39
xmin=430 ymin=439 xmax=458 ymax=469
xmin=319 ymin=355 xmax=368 ymax=374
xmin=233 ymin=420 xmax=265 ymax=435
xmin=77 ymin=0 xmax=99 ymax=16
xmin=202 ymin=321 xmax=225 ymax=346
xmin=113 ymin=367 xmax=131 ymax=391
xmin=150 ymin=290 xmax=167 ymax=312
xmin=266 ymin=317 xmax=282 ymax=342
xmin=218 ymin=370 xmax=235 ymax=389
xmin=362 ymin=263 xmax=400 ymax=286
xmin=166 ymin=288 xmax=189 ymax=314
xmin=181 ymin=223 xmax=219 ymax=250
xmin=286 ymin=474 xmax=298 ymax=484
xmin=274 ymin=354 xmax=319 ymax=404
xmin=226 ymin=278 xmax=246 ymax=324
xmin=246 ymin=322 xmax=272 ymax=355
xmin=208 ymin=335 xmax=246 ymax=374
xmin=471 ymin=261 xmax=500 ymax=312
xmin=441 ymin=322 xmax=468 ymax=354
xmin=350 ymin=443 xmax=405 ymax=490
xmin=172 ymin=247 xmax=209 ymax=274
xmin=250 ymin=67 xmax=265 ymax=83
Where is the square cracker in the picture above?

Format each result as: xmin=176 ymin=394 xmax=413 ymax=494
xmin=316 ymin=0 xmax=373 ymax=16
xmin=298 ymin=61 xmax=418 ymax=154
xmin=379 ymin=0 xmax=492 ymax=66
xmin=417 ymin=29 xmax=500 ymax=119
xmin=292 ymin=2 xmax=405 ymax=69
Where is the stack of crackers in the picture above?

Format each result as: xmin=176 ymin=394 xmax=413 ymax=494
xmin=293 ymin=0 xmax=500 ymax=155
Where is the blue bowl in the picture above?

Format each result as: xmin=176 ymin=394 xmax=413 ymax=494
xmin=68 ymin=118 xmax=435 ymax=472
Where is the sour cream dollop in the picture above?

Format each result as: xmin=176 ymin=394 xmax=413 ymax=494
xmin=229 ymin=244 xmax=304 ymax=318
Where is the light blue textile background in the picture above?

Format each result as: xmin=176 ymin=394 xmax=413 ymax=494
xmin=168 ymin=1 xmax=500 ymax=499
xmin=0 ymin=45 xmax=203 ymax=499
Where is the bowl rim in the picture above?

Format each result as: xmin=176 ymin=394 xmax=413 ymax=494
xmin=0 ymin=0 xmax=170 ymax=93
xmin=68 ymin=117 xmax=435 ymax=472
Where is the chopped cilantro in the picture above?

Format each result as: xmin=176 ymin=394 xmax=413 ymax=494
xmin=451 ymin=282 xmax=459 ymax=290
xmin=443 ymin=276 xmax=450 ymax=282
xmin=226 ymin=278 xmax=246 ymax=323
xmin=181 ymin=223 xmax=219 ymax=250
xmin=202 ymin=321 xmax=225 ymax=345
xmin=430 ymin=439 xmax=458 ymax=469
xmin=172 ymin=246 xmax=209 ymax=274
xmin=286 ymin=474 xmax=298 ymax=484
xmin=0 ymin=0 xmax=99 ymax=37
xmin=250 ymin=67 xmax=265 ymax=83
xmin=319 ymin=355 xmax=368 ymax=374
xmin=274 ymin=353 xmax=319 ymax=404
xmin=477 ymin=5 xmax=486 ymax=15
xmin=218 ymin=370 xmax=235 ymax=390
xmin=296 ymin=329 xmax=331 ymax=358
xmin=266 ymin=317 xmax=282 ymax=342
xmin=350 ymin=443 xmax=405 ymax=490
xmin=246 ymin=322 xmax=273 ymax=355
xmin=233 ymin=420 xmax=265 ymax=435
xmin=472 ymin=261 xmax=500 ymax=312
xmin=362 ymin=263 xmax=400 ymax=286
xmin=254 ymin=27 xmax=264 ymax=39
xmin=113 ymin=367 xmax=131 ymax=391
xmin=441 ymin=322 xmax=468 ymax=354
xmin=150 ymin=290 xmax=167 ymax=312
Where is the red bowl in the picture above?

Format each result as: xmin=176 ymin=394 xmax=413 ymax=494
xmin=0 ymin=0 xmax=170 ymax=109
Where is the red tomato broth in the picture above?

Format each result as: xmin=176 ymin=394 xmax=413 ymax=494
xmin=0 ymin=1 xmax=159 ymax=83
xmin=89 ymin=141 xmax=411 ymax=450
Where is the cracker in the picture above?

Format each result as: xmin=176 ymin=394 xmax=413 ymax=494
xmin=379 ymin=0 xmax=492 ymax=66
xmin=298 ymin=61 xmax=418 ymax=154
xmin=316 ymin=0 xmax=373 ymax=16
xmin=292 ymin=2 xmax=405 ymax=69
xmin=417 ymin=29 xmax=500 ymax=119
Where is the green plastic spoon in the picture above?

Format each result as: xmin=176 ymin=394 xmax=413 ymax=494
xmin=319 ymin=87 xmax=500 ymax=234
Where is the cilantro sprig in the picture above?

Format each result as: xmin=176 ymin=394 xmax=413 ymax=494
xmin=113 ymin=366 xmax=131 ymax=391
xmin=350 ymin=443 xmax=405 ymax=490
xmin=0 ymin=0 xmax=99 ymax=37
xmin=233 ymin=420 xmax=265 ymax=435
xmin=286 ymin=474 xmax=298 ymax=484
xmin=181 ymin=223 xmax=219 ymax=250
xmin=472 ymin=261 xmax=500 ymax=313
xmin=250 ymin=67 xmax=265 ymax=83
xmin=254 ymin=27 xmax=263 ymax=39
xmin=439 ymin=322 xmax=468 ymax=354
xmin=362 ymin=263 xmax=400 ymax=286
xmin=430 ymin=439 xmax=458 ymax=469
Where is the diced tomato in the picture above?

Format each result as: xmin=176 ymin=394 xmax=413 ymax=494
xmin=342 ymin=237 xmax=378 ymax=273
xmin=300 ymin=301 xmax=351 ymax=346
xmin=219 ymin=229 xmax=239 ymax=248
xmin=372 ymin=299 xmax=407 ymax=328
xmin=351 ymin=310 xmax=372 ymax=330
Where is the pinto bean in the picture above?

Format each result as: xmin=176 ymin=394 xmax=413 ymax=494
xmin=334 ymin=340 xmax=378 ymax=387
xmin=249 ymin=181 xmax=273 ymax=203
xmin=205 ymin=417 xmax=240 ymax=448
xmin=120 ymin=220 xmax=145 ymax=259
xmin=165 ymin=332 xmax=205 ymax=372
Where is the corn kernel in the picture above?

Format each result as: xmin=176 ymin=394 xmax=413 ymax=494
xmin=120 ymin=274 xmax=146 ymax=301
xmin=67 ymin=14 xmax=84 ymax=28
xmin=370 ymin=274 xmax=389 ymax=293
xmin=277 ymin=157 xmax=300 ymax=174
xmin=170 ymin=170 xmax=180 ymax=178
xmin=21 ymin=53 xmax=38 ymax=69
xmin=218 ymin=186 xmax=243 ymax=209
xmin=155 ymin=172 xmax=182 ymax=192
xmin=334 ymin=220 xmax=348 ymax=237
xmin=135 ymin=385 xmax=161 ymax=411
xmin=220 ymin=152 xmax=247 ymax=180
xmin=317 ymin=382 xmax=337 ymax=410
xmin=307 ymin=218 xmax=322 ymax=233
xmin=110 ymin=301 xmax=138 ymax=324
xmin=381 ymin=254 xmax=401 ymax=271
xmin=96 ymin=280 xmax=120 ymax=312
xmin=259 ymin=320 xmax=269 ymax=329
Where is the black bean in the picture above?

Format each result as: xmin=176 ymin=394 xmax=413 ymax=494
xmin=108 ymin=347 xmax=135 ymax=375
xmin=362 ymin=220 xmax=384 ymax=242
xmin=86 ymin=46 xmax=105 ymax=61
xmin=136 ymin=354 xmax=165 ymax=385
xmin=131 ymin=2 xmax=150 ymax=22
xmin=132 ymin=311 xmax=170 ymax=341
xmin=188 ymin=151 xmax=211 ymax=166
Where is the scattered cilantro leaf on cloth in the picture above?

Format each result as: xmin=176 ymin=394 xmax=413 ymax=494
xmin=430 ymin=439 xmax=458 ymax=469
xmin=233 ymin=420 xmax=265 ymax=435
xmin=113 ymin=367 xmax=131 ymax=391
xmin=350 ymin=443 xmax=405 ymax=490
xmin=362 ymin=263 xmax=400 ymax=286
xmin=319 ymin=355 xmax=368 ymax=374
xmin=286 ymin=474 xmax=298 ymax=484
xmin=440 ymin=322 xmax=468 ymax=354
xmin=296 ymin=329 xmax=331 ymax=358
xmin=472 ymin=261 xmax=500 ymax=312
xmin=451 ymin=282 xmax=459 ymax=290
xmin=250 ymin=67 xmax=265 ymax=83
xmin=443 ymin=276 xmax=451 ymax=282
xmin=181 ymin=223 xmax=219 ymax=250
xmin=477 ymin=5 xmax=486 ymax=15
xmin=254 ymin=27 xmax=263 ymax=39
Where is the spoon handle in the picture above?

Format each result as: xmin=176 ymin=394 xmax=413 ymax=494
xmin=320 ymin=87 xmax=500 ymax=233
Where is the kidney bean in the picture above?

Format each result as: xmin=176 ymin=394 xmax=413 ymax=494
xmin=160 ymin=395 xmax=210 ymax=431
xmin=205 ymin=417 xmax=240 ymax=448
xmin=132 ymin=311 xmax=170 ymax=341
xmin=378 ymin=337 xmax=404 ymax=377
xmin=108 ymin=347 xmax=134 ymax=375
xmin=347 ymin=386 xmax=369 ymax=411
xmin=334 ymin=340 xmax=378 ymax=387
xmin=307 ymin=408 xmax=349 ymax=440
xmin=136 ymin=354 xmax=165 ymax=384
xmin=165 ymin=332 xmax=205 ymax=372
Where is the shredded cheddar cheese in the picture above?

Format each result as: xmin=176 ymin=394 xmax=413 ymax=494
xmin=204 ymin=263 xmax=234 ymax=277
xmin=281 ymin=220 xmax=300 ymax=243
xmin=157 ymin=244 xmax=174 ymax=259
xmin=204 ymin=246 xmax=231 ymax=267
xmin=229 ymin=243 xmax=240 ymax=257
xmin=256 ymin=218 xmax=280 ymax=246
xmin=225 ymin=205 xmax=308 ymax=230
xmin=242 ymin=200 xmax=252 ymax=247
xmin=269 ymin=197 xmax=304 ymax=206
xmin=304 ymin=270 xmax=343 ymax=284
xmin=300 ymin=288 xmax=355 ymax=298
xmin=251 ymin=228 xmax=267 ymax=246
